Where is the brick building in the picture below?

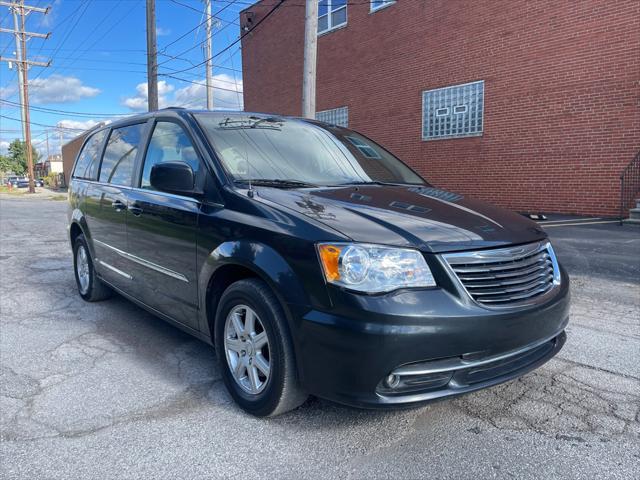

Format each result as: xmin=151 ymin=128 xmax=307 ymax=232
xmin=240 ymin=0 xmax=640 ymax=217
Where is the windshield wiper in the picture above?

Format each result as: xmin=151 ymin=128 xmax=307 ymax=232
xmin=329 ymin=180 xmax=407 ymax=187
xmin=234 ymin=179 xmax=318 ymax=189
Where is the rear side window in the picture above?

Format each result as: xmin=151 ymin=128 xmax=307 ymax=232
xmin=72 ymin=130 xmax=106 ymax=180
xmin=140 ymin=121 xmax=201 ymax=189
xmin=99 ymin=124 xmax=145 ymax=186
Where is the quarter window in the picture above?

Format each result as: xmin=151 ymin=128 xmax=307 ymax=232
xmin=140 ymin=122 xmax=201 ymax=189
xmin=370 ymin=0 xmax=395 ymax=12
xmin=72 ymin=130 xmax=106 ymax=180
xmin=99 ymin=124 xmax=145 ymax=186
xmin=318 ymin=0 xmax=347 ymax=34
xmin=316 ymin=106 xmax=349 ymax=127
xmin=422 ymin=80 xmax=484 ymax=140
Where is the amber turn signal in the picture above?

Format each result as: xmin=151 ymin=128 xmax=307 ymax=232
xmin=317 ymin=244 xmax=343 ymax=282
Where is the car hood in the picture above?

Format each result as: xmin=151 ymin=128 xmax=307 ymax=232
xmin=255 ymin=185 xmax=546 ymax=253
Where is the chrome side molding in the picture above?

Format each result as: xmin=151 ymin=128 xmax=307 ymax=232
xmin=94 ymin=239 xmax=189 ymax=283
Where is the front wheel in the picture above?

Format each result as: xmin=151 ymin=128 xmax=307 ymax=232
xmin=215 ymin=278 xmax=307 ymax=417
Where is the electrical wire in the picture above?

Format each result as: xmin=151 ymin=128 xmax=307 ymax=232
xmin=159 ymin=0 xmax=285 ymax=77
xmin=0 ymin=99 xmax=130 ymax=117
xmin=0 ymin=113 xmax=87 ymax=130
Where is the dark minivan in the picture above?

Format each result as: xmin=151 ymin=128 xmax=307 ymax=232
xmin=68 ymin=109 xmax=569 ymax=416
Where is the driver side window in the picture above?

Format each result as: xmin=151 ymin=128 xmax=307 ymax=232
xmin=140 ymin=121 xmax=201 ymax=189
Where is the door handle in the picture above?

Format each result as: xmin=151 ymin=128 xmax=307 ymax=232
xmin=128 ymin=204 xmax=143 ymax=216
xmin=111 ymin=200 xmax=126 ymax=212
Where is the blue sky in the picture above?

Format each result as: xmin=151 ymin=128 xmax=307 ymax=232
xmin=0 ymin=0 xmax=250 ymax=158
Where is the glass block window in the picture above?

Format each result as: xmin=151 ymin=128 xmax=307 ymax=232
xmin=371 ymin=0 xmax=395 ymax=12
xmin=318 ymin=0 xmax=347 ymax=34
xmin=422 ymin=80 xmax=484 ymax=140
xmin=316 ymin=106 xmax=349 ymax=127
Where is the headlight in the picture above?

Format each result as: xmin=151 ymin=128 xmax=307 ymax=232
xmin=317 ymin=243 xmax=436 ymax=293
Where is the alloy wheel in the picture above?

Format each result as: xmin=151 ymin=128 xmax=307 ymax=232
xmin=76 ymin=245 xmax=90 ymax=295
xmin=224 ymin=304 xmax=271 ymax=395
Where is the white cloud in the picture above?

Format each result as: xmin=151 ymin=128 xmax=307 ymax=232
xmin=157 ymin=26 xmax=171 ymax=36
xmin=0 ymin=140 xmax=10 ymax=155
xmin=56 ymin=119 xmax=102 ymax=131
xmin=28 ymin=75 xmax=101 ymax=104
xmin=122 ymin=75 xmax=243 ymax=112
xmin=122 ymin=80 xmax=175 ymax=111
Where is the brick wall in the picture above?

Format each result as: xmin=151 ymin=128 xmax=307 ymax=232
xmin=241 ymin=0 xmax=640 ymax=216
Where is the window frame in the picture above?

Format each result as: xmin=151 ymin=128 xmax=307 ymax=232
xmin=370 ymin=0 xmax=395 ymax=13
xmin=97 ymin=121 xmax=148 ymax=187
xmin=71 ymin=128 xmax=108 ymax=181
xmin=134 ymin=117 xmax=206 ymax=191
xmin=317 ymin=0 xmax=347 ymax=36
xmin=421 ymin=80 xmax=485 ymax=141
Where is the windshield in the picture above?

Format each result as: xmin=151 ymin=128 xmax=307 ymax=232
xmin=194 ymin=114 xmax=425 ymax=186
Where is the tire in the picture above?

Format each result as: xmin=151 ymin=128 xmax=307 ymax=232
xmin=73 ymin=234 xmax=112 ymax=302
xmin=215 ymin=278 xmax=307 ymax=417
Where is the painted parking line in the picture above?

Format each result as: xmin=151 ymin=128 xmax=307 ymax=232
xmin=541 ymin=220 xmax=622 ymax=228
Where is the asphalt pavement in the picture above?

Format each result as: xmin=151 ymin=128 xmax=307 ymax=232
xmin=1 ymin=197 xmax=639 ymax=479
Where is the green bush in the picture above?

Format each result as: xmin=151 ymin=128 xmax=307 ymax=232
xmin=44 ymin=172 xmax=59 ymax=188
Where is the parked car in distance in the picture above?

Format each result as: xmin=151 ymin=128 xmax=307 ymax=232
xmin=67 ymin=109 xmax=570 ymax=417
xmin=6 ymin=176 xmax=29 ymax=188
xmin=35 ymin=178 xmax=45 ymax=187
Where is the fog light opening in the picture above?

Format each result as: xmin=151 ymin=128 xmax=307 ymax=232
xmin=384 ymin=373 xmax=400 ymax=389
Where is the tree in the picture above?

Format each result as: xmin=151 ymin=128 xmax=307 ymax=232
xmin=2 ymin=139 xmax=40 ymax=176
xmin=0 ymin=154 xmax=12 ymax=174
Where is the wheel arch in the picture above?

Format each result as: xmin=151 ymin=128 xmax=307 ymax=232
xmin=68 ymin=210 xmax=94 ymax=257
xmin=199 ymin=240 xmax=309 ymax=345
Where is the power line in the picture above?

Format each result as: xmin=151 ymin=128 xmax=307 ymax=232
xmin=157 ymin=73 xmax=243 ymax=94
xmin=156 ymin=11 xmax=238 ymax=68
xmin=159 ymin=0 xmax=285 ymax=77
xmin=28 ymin=2 xmax=90 ymax=83
xmin=159 ymin=0 xmax=238 ymax=54
xmin=0 ymin=99 xmax=130 ymax=117
xmin=0 ymin=113 xmax=87 ymax=130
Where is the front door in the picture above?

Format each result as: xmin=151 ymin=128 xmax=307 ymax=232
xmin=88 ymin=123 xmax=146 ymax=287
xmin=124 ymin=120 xmax=202 ymax=329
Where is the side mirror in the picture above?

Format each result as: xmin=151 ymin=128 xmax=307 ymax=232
xmin=150 ymin=161 xmax=200 ymax=196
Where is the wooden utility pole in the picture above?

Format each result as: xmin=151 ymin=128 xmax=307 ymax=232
xmin=204 ymin=0 xmax=214 ymax=110
xmin=0 ymin=0 xmax=50 ymax=193
xmin=301 ymin=0 xmax=318 ymax=119
xmin=146 ymin=0 xmax=158 ymax=111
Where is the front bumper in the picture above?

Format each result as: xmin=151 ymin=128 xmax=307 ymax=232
xmin=291 ymin=266 xmax=570 ymax=408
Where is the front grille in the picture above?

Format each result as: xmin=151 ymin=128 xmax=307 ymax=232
xmin=443 ymin=241 xmax=560 ymax=307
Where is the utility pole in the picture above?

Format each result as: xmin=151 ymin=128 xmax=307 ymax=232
xmin=45 ymin=130 xmax=49 ymax=159
xmin=146 ymin=0 xmax=158 ymax=111
xmin=9 ymin=3 xmax=26 ymax=141
xmin=301 ymin=0 xmax=318 ymax=119
xmin=204 ymin=0 xmax=214 ymax=110
xmin=0 ymin=0 xmax=50 ymax=194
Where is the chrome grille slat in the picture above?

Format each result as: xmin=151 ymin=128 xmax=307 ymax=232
xmin=451 ymin=251 xmax=550 ymax=274
xmin=457 ymin=261 xmax=553 ymax=281
xmin=468 ymin=275 xmax=553 ymax=296
xmin=476 ymin=285 xmax=553 ymax=303
xmin=442 ymin=241 xmax=560 ymax=308
xmin=464 ymin=268 xmax=554 ymax=289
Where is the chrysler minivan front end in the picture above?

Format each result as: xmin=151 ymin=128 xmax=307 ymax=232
xmin=68 ymin=110 xmax=569 ymax=416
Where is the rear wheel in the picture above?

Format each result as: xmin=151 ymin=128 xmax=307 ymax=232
xmin=73 ymin=234 xmax=112 ymax=302
xmin=215 ymin=278 xmax=307 ymax=417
